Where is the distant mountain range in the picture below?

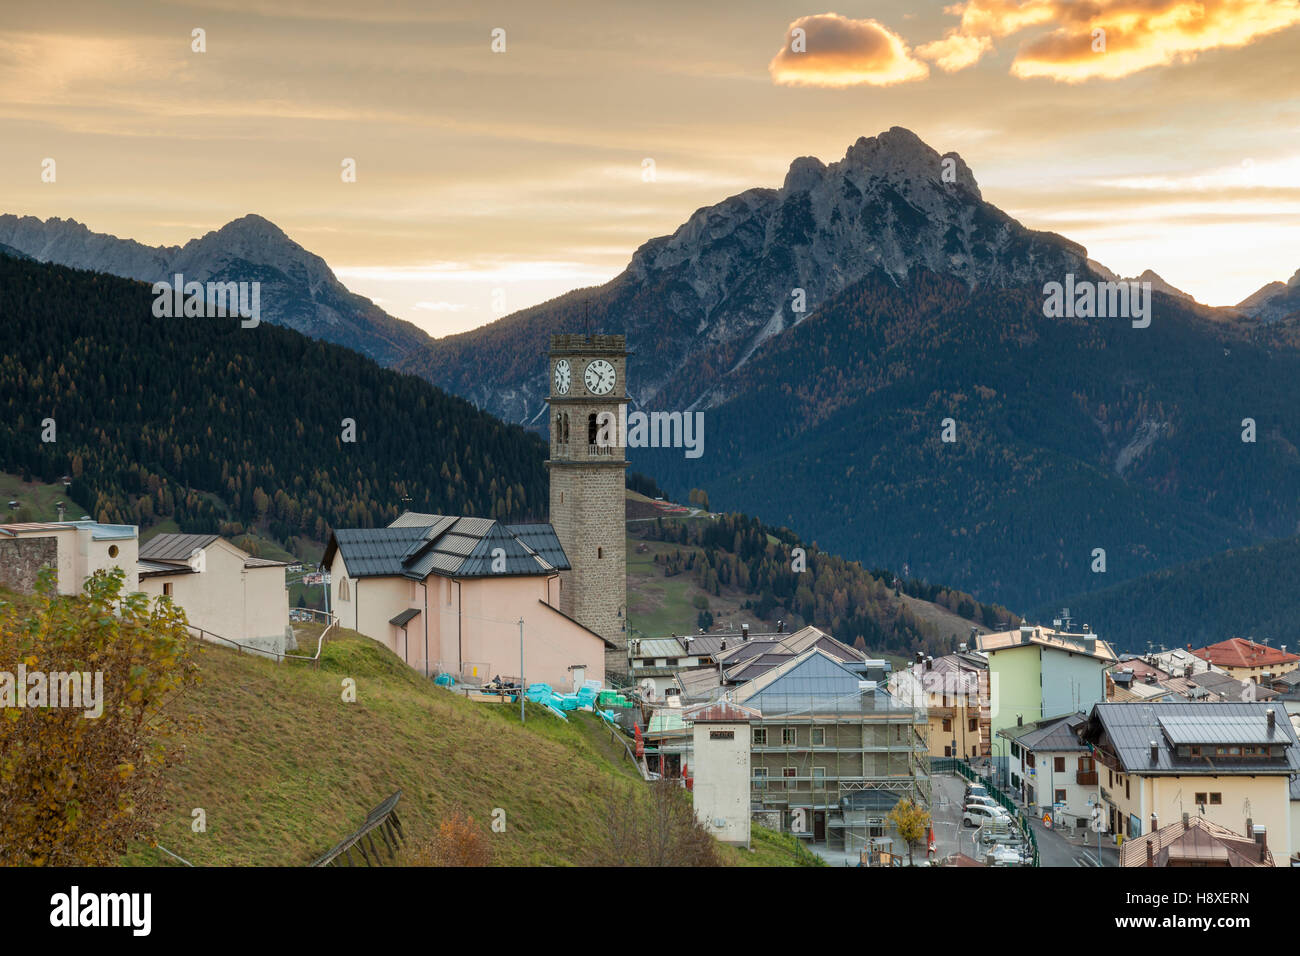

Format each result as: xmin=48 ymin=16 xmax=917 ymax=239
xmin=391 ymin=128 xmax=1300 ymax=610
xmin=0 ymin=213 xmax=431 ymax=366
xmin=5 ymin=127 xmax=1300 ymax=619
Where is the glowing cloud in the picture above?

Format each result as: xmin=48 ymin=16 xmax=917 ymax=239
xmin=916 ymin=32 xmax=994 ymax=72
xmin=921 ymin=0 xmax=1300 ymax=81
xmin=769 ymin=13 xmax=929 ymax=87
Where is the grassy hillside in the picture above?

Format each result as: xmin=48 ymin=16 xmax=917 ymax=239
xmin=626 ymin=490 xmax=1007 ymax=659
xmin=121 ymin=630 xmax=642 ymax=866
xmin=0 ymin=472 xmax=84 ymax=523
xmin=118 ymin=627 xmax=815 ymax=867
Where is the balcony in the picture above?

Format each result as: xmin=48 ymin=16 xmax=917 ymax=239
xmin=1077 ymin=770 xmax=1098 ymax=786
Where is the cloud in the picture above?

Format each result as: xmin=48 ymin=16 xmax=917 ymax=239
xmin=769 ymin=13 xmax=929 ymax=87
xmin=922 ymin=0 xmax=1300 ymax=82
xmin=916 ymin=33 xmax=994 ymax=72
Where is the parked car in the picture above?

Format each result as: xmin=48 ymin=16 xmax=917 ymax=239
xmin=963 ymin=804 xmax=1011 ymax=827
xmin=965 ymin=794 xmax=1001 ymax=811
xmin=964 ymin=783 xmax=989 ymax=801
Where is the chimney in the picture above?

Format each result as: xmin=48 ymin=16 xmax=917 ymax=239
xmin=720 ymin=638 xmax=727 ymax=651
xmin=742 ymin=624 xmax=749 ymax=642
xmin=1149 ymin=741 xmax=1159 ymax=764
xmin=777 ymin=620 xmax=784 ymax=634
xmin=1254 ymin=825 xmax=1267 ymax=863
xmin=1150 ymin=812 xmax=1158 ymax=833
xmin=1146 ymin=839 xmax=1154 ymax=866
xmin=925 ymin=656 xmax=933 ymax=671
xmin=1266 ymin=708 xmax=1276 ymax=733
xmin=1245 ymin=818 xmax=1253 ymax=839
xmin=1182 ymin=812 xmax=1189 ymax=831
xmin=1017 ymin=714 xmax=1023 ymax=727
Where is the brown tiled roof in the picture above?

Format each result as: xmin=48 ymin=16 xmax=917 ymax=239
xmin=1121 ymin=816 xmax=1272 ymax=867
xmin=685 ymin=701 xmax=760 ymax=722
xmin=1192 ymin=638 xmax=1299 ymax=670
xmin=0 ymin=522 xmax=71 ymax=536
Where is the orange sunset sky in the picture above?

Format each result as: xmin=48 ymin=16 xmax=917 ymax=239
xmin=4 ymin=0 xmax=1300 ymax=335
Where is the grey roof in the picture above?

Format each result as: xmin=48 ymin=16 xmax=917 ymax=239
xmin=137 ymin=559 xmax=196 ymax=578
xmin=998 ymin=712 xmax=1089 ymax=752
xmin=61 ymin=519 xmax=138 ymax=541
xmin=1082 ymin=702 xmax=1300 ymax=776
xmin=389 ymin=607 xmax=421 ymax=627
xmin=1158 ymin=713 xmax=1280 ymax=746
xmin=1190 ymin=671 xmax=1278 ymax=702
xmin=324 ymin=513 xmax=570 ymax=580
xmin=139 ymin=532 xmax=219 ymax=561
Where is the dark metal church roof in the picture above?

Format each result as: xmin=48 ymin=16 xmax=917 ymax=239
xmin=324 ymin=513 xmax=570 ymax=580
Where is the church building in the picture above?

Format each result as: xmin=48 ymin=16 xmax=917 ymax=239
xmin=323 ymin=331 xmax=630 ymax=688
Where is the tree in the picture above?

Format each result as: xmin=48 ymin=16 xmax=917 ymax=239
xmin=886 ymin=797 xmax=931 ymax=866
xmin=0 ymin=568 xmax=198 ymax=865
xmin=596 ymin=780 xmax=720 ymax=866
xmin=405 ymin=811 xmax=492 ymax=866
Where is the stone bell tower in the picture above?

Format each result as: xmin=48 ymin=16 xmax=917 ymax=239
xmin=546 ymin=333 xmax=628 ymax=679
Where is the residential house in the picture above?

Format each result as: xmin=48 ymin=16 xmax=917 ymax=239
xmin=1121 ymin=814 xmax=1274 ymax=867
xmin=137 ymin=533 xmax=290 ymax=656
xmin=1192 ymin=638 xmax=1299 ymax=685
xmin=997 ymin=712 xmax=1093 ymax=828
xmin=1078 ymin=701 xmax=1299 ymax=861
xmin=889 ymin=651 xmax=990 ymax=759
xmin=977 ymin=623 xmax=1117 ymax=789
xmin=0 ymin=520 xmax=139 ymax=595
xmin=324 ymin=512 xmax=612 ymax=689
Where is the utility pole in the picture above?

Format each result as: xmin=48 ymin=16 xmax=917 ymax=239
xmin=519 ymin=617 xmax=525 ymax=724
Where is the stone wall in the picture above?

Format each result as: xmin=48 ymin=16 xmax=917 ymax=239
xmin=0 ymin=535 xmax=58 ymax=593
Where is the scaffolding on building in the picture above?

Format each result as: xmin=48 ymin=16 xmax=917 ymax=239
xmin=745 ymin=686 xmax=931 ymax=855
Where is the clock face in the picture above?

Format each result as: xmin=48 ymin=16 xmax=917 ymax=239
xmin=554 ymin=359 xmax=571 ymax=395
xmin=584 ymin=359 xmax=616 ymax=395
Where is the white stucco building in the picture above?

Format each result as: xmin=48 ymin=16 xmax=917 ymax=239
xmin=138 ymin=533 xmax=290 ymax=656
xmin=687 ymin=700 xmax=758 ymax=848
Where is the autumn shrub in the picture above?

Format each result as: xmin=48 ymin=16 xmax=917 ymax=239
xmin=0 ymin=568 xmax=198 ymax=865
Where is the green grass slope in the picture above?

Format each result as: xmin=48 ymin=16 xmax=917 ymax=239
xmin=123 ymin=629 xmax=652 ymax=866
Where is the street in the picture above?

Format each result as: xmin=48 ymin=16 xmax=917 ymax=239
xmin=932 ymin=772 xmax=1120 ymax=866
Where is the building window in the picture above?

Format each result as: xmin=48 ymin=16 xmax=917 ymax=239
xmin=1125 ymin=780 xmax=1130 ymax=799
xmin=1195 ymin=792 xmax=1207 ymax=805
xmin=812 ymin=767 xmax=826 ymax=788
xmin=968 ymin=717 xmax=978 ymax=732
xmin=782 ymin=728 xmax=796 ymax=746
xmin=944 ymin=745 xmax=952 ymax=757
xmin=1054 ymin=756 xmax=1066 ymax=773
xmin=587 ymin=413 xmax=598 ymax=444
xmin=811 ymin=727 xmax=825 ymax=746
xmin=1026 ymin=753 xmax=1035 ymax=768
xmin=597 ymin=547 xmax=603 ymax=559
xmin=1079 ymin=755 xmax=1094 ymax=771
xmin=108 ymin=544 xmax=119 ymax=558
xmin=1054 ymin=789 xmax=1066 ymax=805
xmin=1010 ymin=742 xmax=1020 ymax=759
xmin=752 ymin=728 xmax=767 ymax=746
xmin=163 ymin=582 xmax=172 ymax=597
xmin=1209 ymin=792 xmax=1221 ymax=805
xmin=782 ymin=767 xmax=797 ymax=790
xmin=942 ymin=717 xmax=952 ymax=732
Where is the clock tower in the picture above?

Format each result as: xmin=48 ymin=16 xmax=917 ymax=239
xmin=546 ymin=333 xmax=628 ymax=679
